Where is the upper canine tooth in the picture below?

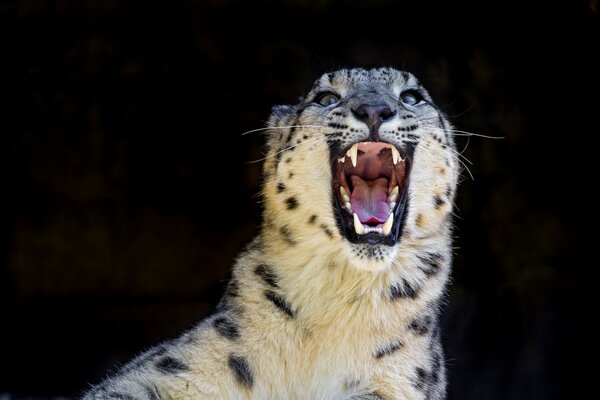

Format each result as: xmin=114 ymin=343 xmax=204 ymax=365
xmin=388 ymin=186 xmax=399 ymax=203
xmin=347 ymin=144 xmax=358 ymax=167
xmin=340 ymin=186 xmax=350 ymax=202
xmin=353 ymin=213 xmax=365 ymax=235
xmin=391 ymin=146 xmax=401 ymax=165
xmin=382 ymin=213 xmax=394 ymax=236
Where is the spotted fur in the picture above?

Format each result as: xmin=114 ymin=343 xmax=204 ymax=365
xmin=83 ymin=68 xmax=458 ymax=399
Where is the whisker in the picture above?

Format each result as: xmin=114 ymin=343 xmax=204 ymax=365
xmin=241 ymin=125 xmax=327 ymax=136
xmin=427 ymin=127 xmax=504 ymax=140
xmin=405 ymin=138 xmax=475 ymax=181
xmin=445 ymin=98 xmax=478 ymax=118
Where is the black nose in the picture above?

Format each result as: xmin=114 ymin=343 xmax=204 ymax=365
xmin=351 ymin=103 xmax=396 ymax=131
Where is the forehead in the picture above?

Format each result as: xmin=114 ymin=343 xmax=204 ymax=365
xmin=312 ymin=68 xmax=417 ymax=92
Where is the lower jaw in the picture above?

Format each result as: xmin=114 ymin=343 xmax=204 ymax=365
xmin=332 ymin=184 xmax=409 ymax=247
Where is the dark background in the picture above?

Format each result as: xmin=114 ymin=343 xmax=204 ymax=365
xmin=1 ymin=0 xmax=597 ymax=398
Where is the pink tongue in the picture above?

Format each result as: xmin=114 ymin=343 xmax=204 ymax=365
xmin=350 ymin=176 xmax=390 ymax=224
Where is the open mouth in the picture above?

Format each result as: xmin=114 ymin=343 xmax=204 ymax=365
xmin=332 ymin=142 xmax=410 ymax=245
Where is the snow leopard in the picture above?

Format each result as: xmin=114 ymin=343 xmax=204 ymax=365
xmin=84 ymin=67 xmax=458 ymax=400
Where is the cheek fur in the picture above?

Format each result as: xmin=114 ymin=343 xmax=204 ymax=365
xmin=405 ymin=138 xmax=457 ymax=235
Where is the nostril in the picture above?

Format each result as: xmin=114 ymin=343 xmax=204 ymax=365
xmin=352 ymin=103 xmax=396 ymax=126
xmin=352 ymin=105 xmax=370 ymax=121
xmin=379 ymin=107 xmax=395 ymax=121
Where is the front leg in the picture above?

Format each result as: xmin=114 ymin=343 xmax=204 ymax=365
xmin=369 ymin=343 xmax=447 ymax=400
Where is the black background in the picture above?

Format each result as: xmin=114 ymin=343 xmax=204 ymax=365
xmin=1 ymin=0 xmax=597 ymax=398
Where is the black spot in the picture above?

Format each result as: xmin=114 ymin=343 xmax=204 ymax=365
xmin=285 ymin=157 xmax=292 ymax=163
xmin=408 ymin=315 xmax=433 ymax=335
xmin=225 ymin=280 xmax=240 ymax=297
xmin=364 ymin=246 xmax=378 ymax=259
xmin=277 ymin=182 xmax=286 ymax=193
xmin=285 ymin=126 xmax=296 ymax=145
xmin=430 ymin=350 xmax=442 ymax=384
xmin=228 ymin=354 xmax=254 ymax=388
xmin=445 ymin=186 xmax=452 ymax=197
xmin=144 ymin=385 xmax=160 ymax=400
xmin=106 ymin=392 xmax=136 ymax=400
xmin=213 ymin=316 xmax=240 ymax=340
xmin=279 ymin=226 xmax=297 ymax=245
xmin=430 ymin=321 xmax=442 ymax=342
xmin=374 ymin=340 xmax=403 ymax=359
xmin=245 ymin=238 xmax=263 ymax=252
xmin=288 ymin=172 xmax=294 ymax=179
xmin=414 ymin=367 xmax=430 ymax=391
xmin=433 ymin=195 xmax=444 ymax=209
xmin=264 ymin=290 xmax=295 ymax=318
xmin=216 ymin=280 xmax=240 ymax=312
xmin=417 ymin=253 xmax=444 ymax=277
xmin=390 ymin=279 xmax=419 ymax=300
xmin=320 ymin=223 xmax=334 ymax=238
xmin=302 ymin=134 xmax=308 ymax=139
xmin=285 ymin=196 xmax=299 ymax=210
xmin=254 ymin=264 xmax=279 ymax=288
xmin=308 ymin=214 xmax=317 ymax=224
xmin=126 ymin=344 xmax=168 ymax=370
xmin=155 ymin=356 xmax=189 ymax=374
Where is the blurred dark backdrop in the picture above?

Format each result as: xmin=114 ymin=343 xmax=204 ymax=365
xmin=1 ymin=0 xmax=597 ymax=398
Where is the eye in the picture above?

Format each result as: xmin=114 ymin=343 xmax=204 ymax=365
xmin=314 ymin=92 xmax=340 ymax=107
xmin=400 ymin=90 xmax=424 ymax=106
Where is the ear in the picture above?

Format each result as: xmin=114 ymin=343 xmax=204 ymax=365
xmin=268 ymin=105 xmax=293 ymax=128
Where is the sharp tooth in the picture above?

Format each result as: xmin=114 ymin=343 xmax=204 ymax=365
xmin=347 ymin=143 xmax=358 ymax=167
xmin=391 ymin=146 xmax=401 ymax=165
xmin=389 ymin=201 xmax=396 ymax=209
xmin=382 ymin=213 xmax=394 ymax=236
xmin=345 ymin=201 xmax=352 ymax=211
xmin=388 ymin=186 xmax=399 ymax=203
xmin=353 ymin=213 xmax=365 ymax=235
xmin=340 ymin=186 xmax=350 ymax=202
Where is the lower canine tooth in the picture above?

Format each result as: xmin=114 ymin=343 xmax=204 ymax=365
xmin=382 ymin=213 xmax=394 ymax=235
xmin=388 ymin=186 xmax=399 ymax=203
xmin=353 ymin=213 xmax=365 ymax=235
xmin=340 ymin=186 xmax=350 ymax=202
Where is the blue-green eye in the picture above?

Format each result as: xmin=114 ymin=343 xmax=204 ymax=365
xmin=314 ymin=92 xmax=340 ymax=107
xmin=400 ymin=90 xmax=424 ymax=106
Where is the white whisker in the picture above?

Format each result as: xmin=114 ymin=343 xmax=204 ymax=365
xmin=405 ymin=138 xmax=475 ymax=181
xmin=241 ymin=125 xmax=327 ymax=136
xmin=425 ymin=126 xmax=504 ymax=140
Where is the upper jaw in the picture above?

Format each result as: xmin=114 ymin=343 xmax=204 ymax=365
xmin=331 ymin=141 xmax=411 ymax=246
